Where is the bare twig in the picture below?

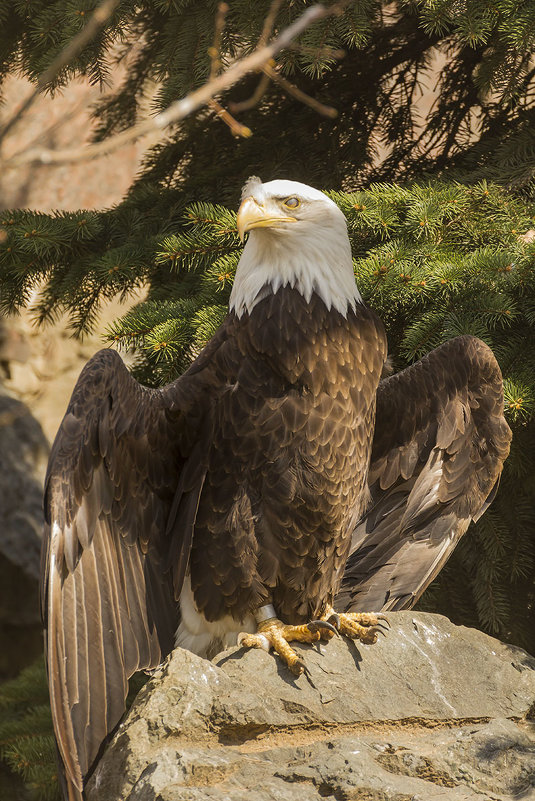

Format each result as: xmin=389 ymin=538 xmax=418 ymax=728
xmin=259 ymin=0 xmax=284 ymax=47
xmin=207 ymin=3 xmax=249 ymax=137
xmin=209 ymin=99 xmax=252 ymax=137
xmin=0 ymin=0 xmax=120 ymax=147
xmin=231 ymin=60 xmax=338 ymax=118
xmin=230 ymin=45 xmax=345 ymax=116
xmin=230 ymin=72 xmax=272 ymax=114
xmin=223 ymin=0 xmax=282 ymax=119
xmin=208 ymin=2 xmax=229 ymax=80
xmin=3 ymin=3 xmax=334 ymax=168
xmin=264 ymin=62 xmax=338 ymax=118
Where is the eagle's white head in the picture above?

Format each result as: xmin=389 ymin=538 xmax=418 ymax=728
xmin=230 ymin=177 xmax=362 ymax=318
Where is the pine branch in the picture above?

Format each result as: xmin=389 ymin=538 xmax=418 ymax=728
xmin=2 ymin=2 xmax=345 ymax=169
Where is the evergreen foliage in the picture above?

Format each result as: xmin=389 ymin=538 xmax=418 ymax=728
xmin=0 ymin=659 xmax=148 ymax=800
xmin=0 ymin=660 xmax=58 ymax=800
xmin=0 ymin=1 xmax=534 ymax=798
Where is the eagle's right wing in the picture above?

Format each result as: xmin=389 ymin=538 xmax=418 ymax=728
xmin=40 ymin=339 xmax=224 ymax=801
xmin=336 ymin=335 xmax=511 ymax=614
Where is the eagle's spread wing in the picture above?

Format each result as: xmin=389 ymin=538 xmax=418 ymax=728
xmin=40 ymin=341 xmax=223 ymax=800
xmin=336 ymin=335 xmax=512 ymax=614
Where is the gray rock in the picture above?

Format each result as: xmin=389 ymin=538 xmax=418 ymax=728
xmin=0 ymin=387 xmax=48 ymax=599
xmin=0 ymin=385 xmax=48 ymax=678
xmin=87 ymin=612 xmax=535 ymax=801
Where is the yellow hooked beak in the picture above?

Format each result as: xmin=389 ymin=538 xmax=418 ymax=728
xmin=236 ymin=196 xmax=297 ymax=242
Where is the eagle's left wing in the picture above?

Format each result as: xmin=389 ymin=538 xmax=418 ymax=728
xmin=40 ymin=330 xmax=228 ymax=801
xmin=336 ymin=335 xmax=512 ymax=614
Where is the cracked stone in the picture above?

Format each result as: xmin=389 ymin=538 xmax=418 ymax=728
xmin=86 ymin=612 xmax=535 ymax=801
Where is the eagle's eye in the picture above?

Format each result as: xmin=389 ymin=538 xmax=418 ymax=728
xmin=284 ymin=197 xmax=300 ymax=210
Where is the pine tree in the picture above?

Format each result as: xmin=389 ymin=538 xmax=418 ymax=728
xmin=0 ymin=2 xmax=534 ymax=798
xmin=0 ymin=661 xmax=57 ymax=800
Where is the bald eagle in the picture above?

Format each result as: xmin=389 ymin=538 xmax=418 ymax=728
xmin=41 ymin=178 xmax=511 ymax=801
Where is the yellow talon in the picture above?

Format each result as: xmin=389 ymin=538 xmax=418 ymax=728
xmin=322 ymin=605 xmax=389 ymax=645
xmin=238 ymin=617 xmax=322 ymax=675
xmin=237 ymin=606 xmax=387 ymax=676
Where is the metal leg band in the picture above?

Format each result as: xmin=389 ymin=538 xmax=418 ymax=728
xmin=254 ymin=604 xmax=277 ymax=625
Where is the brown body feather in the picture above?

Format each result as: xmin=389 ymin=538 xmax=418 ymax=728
xmin=189 ymin=289 xmax=386 ymax=624
xmin=41 ymin=288 xmax=386 ymax=799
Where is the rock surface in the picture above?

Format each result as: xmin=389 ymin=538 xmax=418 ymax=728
xmin=87 ymin=612 xmax=535 ymax=801
xmin=0 ymin=388 xmax=48 ymax=590
xmin=0 ymin=385 xmax=49 ymax=679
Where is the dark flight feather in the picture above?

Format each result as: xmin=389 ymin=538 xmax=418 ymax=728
xmin=336 ymin=335 xmax=511 ymax=614
xmin=41 ymin=343 xmax=221 ymax=799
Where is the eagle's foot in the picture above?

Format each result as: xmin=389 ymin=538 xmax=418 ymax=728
xmin=323 ymin=606 xmax=389 ymax=645
xmin=238 ymin=617 xmax=335 ymax=676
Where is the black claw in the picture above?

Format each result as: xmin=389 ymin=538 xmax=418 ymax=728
xmin=290 ymin=658 xmax=307 ymax=677
xmin=376 ymin=621 xmax=390 ymax=632
xmin=376 ymin=613 xmax=390 ymax=626
xmin=327 ymin=613 xmax=341 ymax=630
xmin=307 ymin=619 xmax=338 ymax=636
xmin=369 ymin=625 xmax=387 ymax=638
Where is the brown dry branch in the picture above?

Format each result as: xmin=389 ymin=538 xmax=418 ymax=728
xmin=230 ymin=59 xmax=338 ymax=118
xmin=208 ymin=2 xmax=230 ymax=81
xmin=218 ymin=0 xmax=285 ymax=120
xmin=259 ymin=0 xmax=285 ymax=47
xmin=229 ymin=72 xmax=272 ymax=114
xmin=263 ymin=62 xmax=338 ymax=118
xmin=209 ymin=99 xmax=252 ymax=138
xmin=2 ymin=3 xmax=338 ymax=170
xmin=207 ymin=3 xmax=250 ymax=138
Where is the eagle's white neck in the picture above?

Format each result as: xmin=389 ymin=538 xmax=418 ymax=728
xmin=230 ymin=219 xmax=362 ymax=318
